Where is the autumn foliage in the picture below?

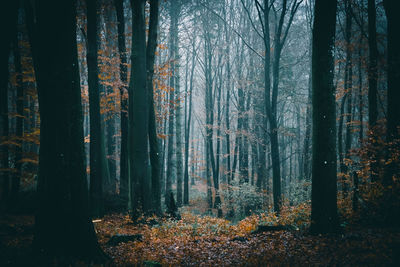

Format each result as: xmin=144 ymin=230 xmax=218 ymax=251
xmin=88 ymin=210 xmax=398 ymax=266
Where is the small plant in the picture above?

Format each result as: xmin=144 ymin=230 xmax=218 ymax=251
xmin=221 ymin=180 xmax=267 ymax=221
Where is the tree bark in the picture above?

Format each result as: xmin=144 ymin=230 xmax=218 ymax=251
xmin=32 ymin=0 xmax=106 ymax=262
xmin=147 ymin=0 xmax=161 ymax=214
xmin=358 ymin=30 xmax=364 ymax=144
xmin=129 ymin=0 xmax=149 ymax=219
xmin=183 ymin=42 xmax=195 ymax=205
xmin=11 ymin=20 xmax=24 ymax=204
xmin=310 ymin=0 xmax=339 ymax=234
xmin=175 ymin=55 xmax=183 ymax=207
xmin=114 ymin=0 xmax=129 ymax=208
xmin=104 ymin=6 xmax=118 ymax=194
xmin=367 ymin=0 xmax=378 ymax=127
xmin=343 ymin=0 xmax=353 ymax=194
xmin=383 ymin=0 xmax=400 ymax=187
xmin=165 ymin=0 xmax=179 ymax=208
xmin=87 ymin=0 xmax=110 ymax=218
xmin=0 ymin=1 xmax=18 ymax=207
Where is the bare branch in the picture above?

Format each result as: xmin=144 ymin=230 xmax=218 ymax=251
xmin=240 ymin=0 xmax=264 ymax=39
xmin=198 ymin=1 xmax=264 ymax=60
xmin=281 ymin=0 xmax=303 ymax=46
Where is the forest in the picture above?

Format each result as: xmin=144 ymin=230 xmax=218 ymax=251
xmin=0 ymin=0 xmax=399 ymax=266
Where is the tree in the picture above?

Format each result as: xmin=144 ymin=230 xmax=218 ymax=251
xmin=243 ymin=0 xmax=302 ymax=213
xmin=87 ymin=0 xmax=110 ymax=218
xmin=0 ymin=2 xmax=18 ymax=208
xmin=32 ymin=0 xmax=106 ymax=262
xmin=114 ymin=0 xmax=129 ymax=208
xmin=383 ymin=0 xmax=400 ymax=188
xmin=310 ymin=0 xmax=338 ymax=234
xmin=269 ymin=0 xmax=302 ymax=213
xmin=367 ymin=0 xmax=378 ymax=127
xmin=147 ymin=0 xmax=162 ymax=214
xmin=338 ymin=0 xmax=353 ymax=193
xmin=367 ymin=0 xmax=379 ymax=183
xmin=174 ymin=3 xmax=183 ymax=207
xmin=165 ymin=0 xmax=180 ymax=208
xmin=10 ymin=38 xmax=23 ymax=205
xmin=103 ymin=4 xmax=118 ymax=194
xmin=129 ymin=0 xmax=149 ymax=218
xmin=183 ymin=40 xmax=196 ymax=205
xmin=201 ymin=1 xmax=222 ymax=212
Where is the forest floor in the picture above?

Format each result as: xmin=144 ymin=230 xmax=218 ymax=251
xmin=1 ymin=212 xmax=399 ymax=266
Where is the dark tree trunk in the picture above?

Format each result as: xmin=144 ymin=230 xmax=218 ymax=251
xmin=358 ymin=32 xmax=364 ymax=144
xmin=11 ymin=21 xmax=24 ymax=204
xmin=173 ymin=4 xmax=183 ymax=208
xmin=104 ymin=7 xmax=118 ymax=195
xmin=165 ymin=0 xmax=179 ymax=207
xmin=383 ymin=0 xmax=400 ymax=187
xmin=224 ymin=23 xmax=231 ymax=185
xmin=367 ymin=0 xmax=378 ymax=127
xmin=24 ymin=0 xmax=40 ymax=167
xmin=338 ymin=94 xmax=347 ymax=174
xmin=296 ymin=105 xmax=302 ymax=181
xmin=87 ymin=0 xmax=110 ymax=218
xmin=183 ymin=43 xmax=195 ymax=205
xmin=268 ymin=0 xmax=301 ymax=213
xmin=303 ymin=67 xmax=312 ymax=181
xmin=261 ymin=0 xmax=275 ymax=212
xmin=191 ymin=132 xmax=196 ymax=186
xmin=237 ymin=63 xmax=246 ymax=184
xmin=238 ymin=86 xmax=249 ymax=184
xmin=114 ymin=0 xmax=129 ymax=208
xmin=367 ymin=0 xmax=379 ymax=183
xmin=175 ymin=63 xmax=183 ymax=207
xmin=130 ymin=0 xmax=149 ymax=219
xmin=214 ymin=64 xmax=223 ymax=215
xmin=32 ymin=0 xmax=106 ymax=262
xmin=205 ymin=143 xmax=213 ymax=212
xmin=0 ymin=2 xmax=18 ymax=207
xmin=310 ymin=0 xmax=338 ymax=234
xmin=106 ymin=99 xmax=117 ymax=194
xmin=256 ymin=95 xmax=267 ymax=190
xmin=146 ymin=0 xmax=161 ymax=214
xmin=343 ymin=0 xmax=353 ymax=195
xmin=270 ymin=38 xmax=283 ymax=214
xmin=165 ymin=86 xmax=175 ymax=207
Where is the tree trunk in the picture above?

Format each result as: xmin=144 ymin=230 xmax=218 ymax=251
xmin=310 ymin=0 xmax=339 ymax=234
xmin=338 ymin=93 xmax=347 ymax=175
xmin=367 ymin=0 xmax=378 ymax=128
xmin=215 ymin=66 xmax=223 ymax=215
xmin=146 ymin=0 xmax=161 ymax=214
xmin=343 ymin=0 xmax=353 ymax=194
xmin=225 ymin=36 xmax=231 ymax=185
xmin=32 ymin=0 xmax=106 ymax=262
xmin=104 ymin=7 xmax=117 ymax=195
xmin=87 ymin=0 xmax=110 ymax=218
xmin=358 ymin=32 xmax=364 ymax=144
xmin=11 ymin=23 xmax=24 ymax=204
xmin=114 ymin=0 xmax=129 ymax=208
xmin=383 ymin=0 xmax=400 ymax=187
xmin=0 ymin=2 xmax=18 ymax=207
xmin=165 ymin=0 xmax=180 ymax=208
xmin=129 ymin=0 xmax=149 ymax=219
xmin=256 ymin=95 xmax=267 ymax=190
xmin=303 ymin=69 xmax=312 ymax=180
xmin=204 ymin=140 xmax=212 ymax=212
xmin=237 ymin=81 xmax=246 ymax=184
xmin=175 ymin=59 xmax=183 ymax=207
xmin=184 ymin=43 xmax=195 ymax=205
